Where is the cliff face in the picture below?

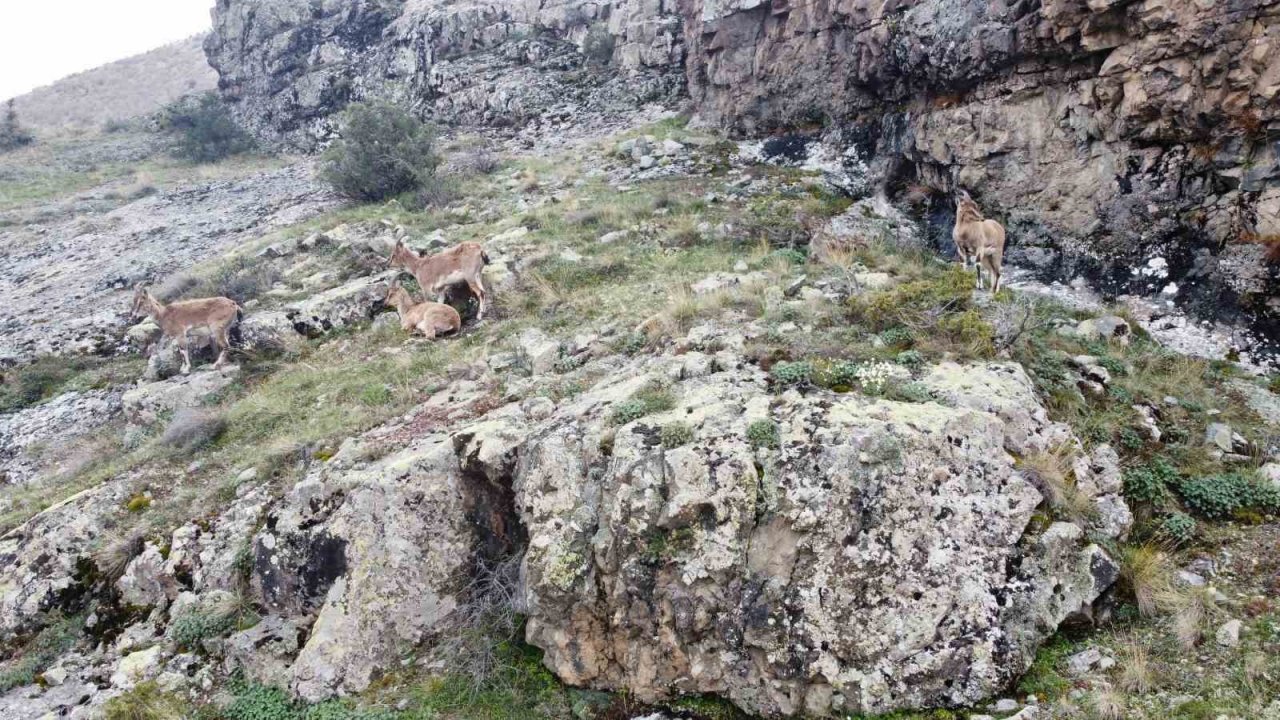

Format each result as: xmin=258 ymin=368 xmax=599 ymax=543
xmin=205 ymin=0 xmax=686 ymax=142
xmin=683 ymin=0 xmax=1280 ymax=325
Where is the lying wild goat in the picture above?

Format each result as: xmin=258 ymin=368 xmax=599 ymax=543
xmin=953 ymin=189 xmax=1006 ymax=293
xmin=384 ymin=285 xmax=461 ymax=339
xmin=130 ymin=285 xmax=241 ymax=374
xmin=388 ymin=240 xmax=490 ymax=320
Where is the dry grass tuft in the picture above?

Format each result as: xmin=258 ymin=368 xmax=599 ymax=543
xmin=1118 ymin=545 xmax=1175 ymax=618
xmin=1020 ymin=444 xmax=1095 ymax=523
xmin=1086 ymin=687 xmax=1126 ymax=720
xmin=1116 ymin=639 xmax=1157 ymax=694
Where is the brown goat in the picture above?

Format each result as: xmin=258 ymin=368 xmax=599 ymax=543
xmin=388 ymin=240 xmax=490 ymax=320
xmin=952 ymin=190 xmax=1006 ymax=293
xmin=130 ymin=285 xmax=241 ymax=373
xmin=383 ymin=286 xmax=462 ymax=339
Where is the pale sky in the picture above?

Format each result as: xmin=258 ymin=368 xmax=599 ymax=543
xmin=0 ymin=0 xmax=215 ymax=101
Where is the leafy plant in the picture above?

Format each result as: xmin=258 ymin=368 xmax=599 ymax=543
xmin=770 ymin=361 xmax=813 ymax=388
xmin=1123 ymin=459 xmax=1177 ymax=505
xmin=1157 ymin=512 xmax=1197 ymax=546
xmin=1177 ymin=472 xmax=1280 ymax=519
xmin=170 ymin=610 xmax=235 ymax=652
xmin=320 ymin=101 xmax=440 ymax=202
xmin=660 ymin=422 xmax=695 ymax=449
xmin=161 ymin=92 xmax=254 ymax=163
xmin=747 ymin=420 xmax=780 ymax=450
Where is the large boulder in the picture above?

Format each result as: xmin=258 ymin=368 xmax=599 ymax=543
xmin=284 ymin=273 xmax=395 ymax=338
xmin=218 ymin=351 xmax=1126 ymax=714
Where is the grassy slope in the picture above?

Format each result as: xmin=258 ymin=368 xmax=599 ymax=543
xmin=3 ymin=119 xmax=1279 ymax=720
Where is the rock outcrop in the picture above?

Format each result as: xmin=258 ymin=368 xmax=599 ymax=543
xmin=0 ymin=337 xmax=1117 ymax=714
xmin=205 ymin=0 xmax=686 ymax=146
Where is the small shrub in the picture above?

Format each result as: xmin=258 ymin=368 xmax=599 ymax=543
xmin=224 ymin=682 xmax=297 ymax=720
xmin=770 ymin=361 xmax=813 ymax=388
xmin=660 ymin=422 xmax=695 ymax=449
xmin=1177 ymin=472 xmax=1280 ymax=519
xmin=896 ymin=349 xmax=925 ymax=368
xmin=879 ymin=326 xmax=914 ymax=349
xmin=0 ymin=99 xmax=34 ymax=152
xmin=0 ymin=355 xmax=96 ymax=413
xmin=582 ymin=24 xmax=616 ymax=65
xmin=747 ymin=420 xmax=780 ymax=450
xmin=888 ymin=382 xmax=932 ymax=404
xmin=171 ymin=610 xmax=235 ymax=652
xmin=816 ymin=360 xmax=859 ymax=391
xmin=161 ymin=92 xmax=254 ymax=163
xmin=1157 ymin=511 xmax=1197 ymax=546
xmin=853 ymin=360 xmax=894 ymax=396
xmin=159 ymin=408 xmax=227 ymax=452
xmin=1123 ymin=459 xmax=1176 ymax=506
xmin=770 ymin=248 xmax=807 ymax=266
xmin=455 ymin=148 xmax=501 ymax=175
xmin=320 ymin=102 xmax=440 ymax=202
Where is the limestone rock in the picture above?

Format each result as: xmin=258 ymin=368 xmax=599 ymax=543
xmin=285 ymin=273 xmax=395 ymax=338
xmin=122 ymin=366 xmax=240 ymax=427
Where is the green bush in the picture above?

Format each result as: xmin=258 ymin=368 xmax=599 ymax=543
xmin=849 ymin=267 xmax=993 ymax=356
xmin=161 ymin=92 xmax=254 ymax=163
xmin=896 ymin=349 xmax=925 ymax=368
xmin=1122 ymin=459 xmax=1176 ymax=505
xmin=320 ymin=102 xmax=439 ymax=202
xmin=770 ymin=361 xmax=813 ymax=388
xmin=747 ymin=420 xmax=780 ymax=450
xmin=224 ymin=682 xmax=297 ymax=720
xmin=0 ymin=99 xmax=34 ymax=152
xmin=1177 ymin=472 xmax=1280 ymax=519
xmin=816 ymin=360 xmax=860 ymax=390
xmin=1157 ymin=512 xmax=1197 ymax=546
xmin=170 ymin=610 xmax=235 ymax=651
xmin=0 ymin=355 xmax=96 ymax=413
xmin=888 ymin=382 xmax=932 ymax=404
xmin=660 ymin=422 xmax=695 ymax=449
xmin=879 ymin=326 xmax=914 ymax=349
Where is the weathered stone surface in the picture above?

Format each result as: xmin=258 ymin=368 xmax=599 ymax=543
xmin=122 ymin=366 xmax=241 ymax=427
xmin=284 ymin=273 xmax=395 ymax=338
xmin=0 ymin=389 xmax=123 ymax=486
xmin=206 ymin=0 xmax=686 ymax=147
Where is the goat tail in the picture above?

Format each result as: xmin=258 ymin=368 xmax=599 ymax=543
xmin=481 ymin=250 xmax=491 ymax=265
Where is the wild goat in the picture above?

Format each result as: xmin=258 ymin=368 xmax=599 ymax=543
xmin=952 ymin=189 xmax=1006 ymax=293
xmin=130 ymin=285 xmax=241 ymax=374
xmin=383 ymin=285 xmax=461 ymax=339
xmin=388 ymin=240 xmax=490 ymax=320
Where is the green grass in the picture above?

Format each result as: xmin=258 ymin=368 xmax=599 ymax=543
xmin=0 ymin=613 xmax=82 ymax=692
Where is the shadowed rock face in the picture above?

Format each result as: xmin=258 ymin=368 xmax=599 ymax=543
xmin=681 ymin=0 xmax=1280 ymax=339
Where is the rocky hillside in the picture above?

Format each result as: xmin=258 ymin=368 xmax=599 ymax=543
xmin=205 ymin=0 xmax=1280 ymax=364
xmin=9 ymin=36 xmax=217 ymax=131
xmin=1 ymin=6 xmax=1280 ymax=720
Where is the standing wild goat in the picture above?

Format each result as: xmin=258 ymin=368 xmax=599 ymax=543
xmin=952 ymin=189 xmax=1006 ymax=293
xmin=384 ymin=285 xmax=461 ymax=339
xmin=130 ymin=285 xmax=241 ymax=374
xmin=388 ymin=240 xmax=490 ymax=320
